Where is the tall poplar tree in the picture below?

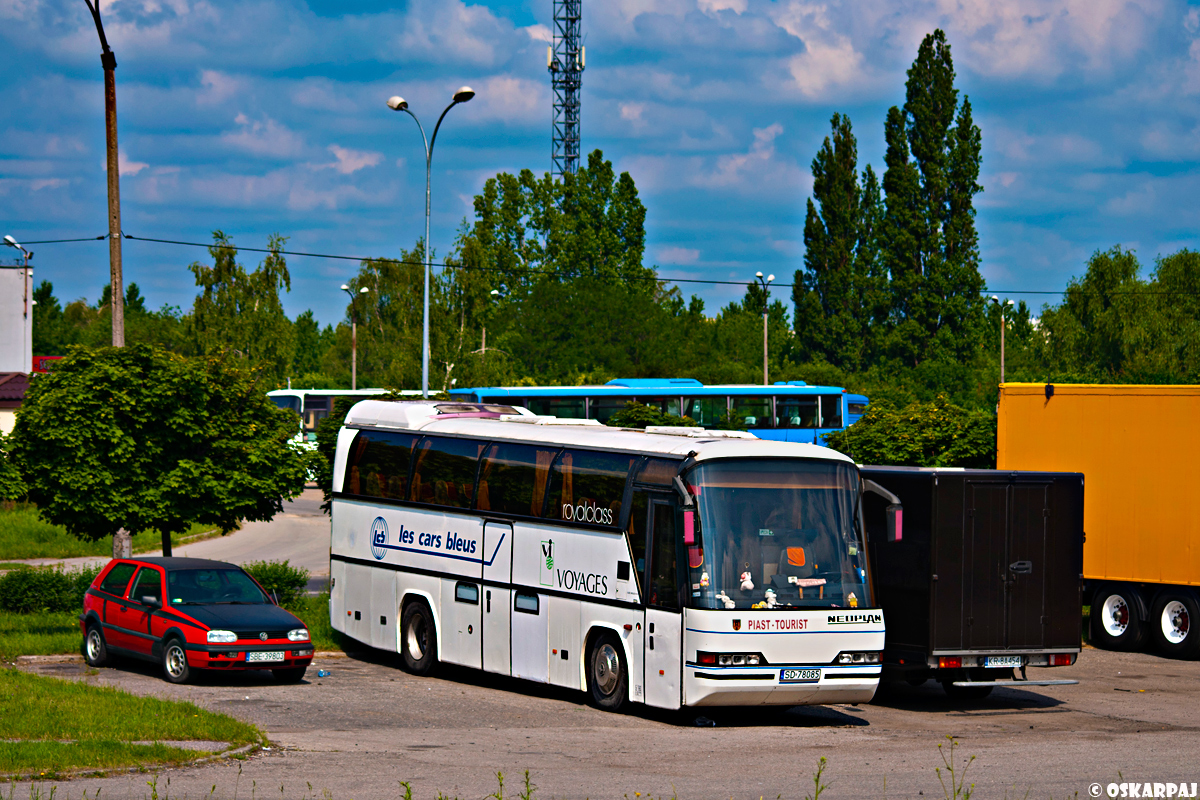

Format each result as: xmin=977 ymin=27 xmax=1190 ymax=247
xmin=881 ymin=29 xmax=985 ymax=365
xmin=794 ymin=114 xmax=887 ymax=369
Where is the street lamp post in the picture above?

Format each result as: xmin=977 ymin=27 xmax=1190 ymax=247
xmin=386 ymin=87 xmax=476 ymax=398
xmin=989 ymin=295 xmax=1015 ymax=384
xmin=754 ymin=272 xmax=775 ymax=386
xmin=341 ymin=284 xmax=370 ymax=390
xmin=83 ymin=0 xmax=125 ymax=347
xmin=4 ymin=236 xmax=32 ymax=319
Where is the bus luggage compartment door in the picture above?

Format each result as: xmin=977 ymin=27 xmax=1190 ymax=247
xmin=482 ymin=522 xmax=513 ymax=674
xmin=644 ymin=608 xmax=681 ymax=709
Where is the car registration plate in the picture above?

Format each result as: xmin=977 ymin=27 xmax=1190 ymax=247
xmin=780 ymin=668 xmax=821 ymax=683
xmin=246 ymin=651 xmax=285 ymax=663
xmin=984 ymin=656 xmax=1023 ymax=668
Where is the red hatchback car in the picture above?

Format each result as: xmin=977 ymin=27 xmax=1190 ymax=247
xmin=81 ymin=557 xmax=314 ymax=684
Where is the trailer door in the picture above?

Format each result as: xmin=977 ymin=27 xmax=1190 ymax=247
xmin=1006 ymin=484 xmax=1050 ymax=649
xmin=966 ymin=483 xmax=1008 ymax=650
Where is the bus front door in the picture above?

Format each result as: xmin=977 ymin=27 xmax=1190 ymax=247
xmin=482 ymin=521 xmax=513 ymax=674
xmin=644 ymin=499 xmax=683 ymax=710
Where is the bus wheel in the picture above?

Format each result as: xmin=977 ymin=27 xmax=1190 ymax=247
xmin=587 ymin=633 xmax=627 ymax=712
xmin=1150 ymin=591 xmax=1200 ymax=659
xmin=1091 ymin=586 xmax=1145 ymax=651
xmin=401 ymin=601 xmax=437 ymax=675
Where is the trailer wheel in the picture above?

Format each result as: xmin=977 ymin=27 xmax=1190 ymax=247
xmin=1091 ymin=586 xmax=1146 ymax=651
xmin=401 ymin=600 xmax=437 ymax=676
xmin=1150 ymin=591 xmax=1200 ymax=659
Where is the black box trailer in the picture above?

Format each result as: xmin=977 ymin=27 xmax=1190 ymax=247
xmin=860 ymin=467 xmax=1084 ymax=698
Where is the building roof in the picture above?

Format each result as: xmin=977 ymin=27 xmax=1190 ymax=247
xmin=0 ymin=372 xmax=29 ymax=404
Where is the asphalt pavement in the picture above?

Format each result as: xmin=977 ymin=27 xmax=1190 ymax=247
xmin=14 ymin=645 xmax=1200 ymax=799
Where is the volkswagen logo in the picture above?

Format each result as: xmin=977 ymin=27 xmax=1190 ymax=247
xmin=259 ymin=632 xmax=267 ymax=641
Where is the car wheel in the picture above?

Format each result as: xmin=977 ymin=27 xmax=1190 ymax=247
xmin=400 ymin=601 xmax=437 ymax=675
xmin=161 ymin=637 xmax=192 ymax=684
xmin=274 ymin=666 xmax=309 ymax=684
xmin=1150 ymin=591 xmax=1200 ymax=659
xmin=1091 ymin=585 xmax=1146 ymax=651
xmin=83 ymin=624 xmax=108 ymax=667
xmin=587 ymin=633 xmax=628 ymax=712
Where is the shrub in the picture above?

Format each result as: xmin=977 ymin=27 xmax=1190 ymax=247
xmin=0 ymin=431 xmax=26 ymax=504
xmin=824 ymin=395 xmax=996 ymax=468
xmin=0 ymin=565 xmax=103 ymax=614
xmin=605 ymin=401 xmax=697 ymax=429
xmin=242 ymin=560 xmax=310 ymax=606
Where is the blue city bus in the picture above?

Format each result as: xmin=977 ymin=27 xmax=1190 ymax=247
xmin=449 ymin=378 xmax=869 ymax=444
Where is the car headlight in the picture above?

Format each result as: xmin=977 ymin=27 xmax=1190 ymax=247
xmin=207 ymin=630 xmax=237 ymax=644
xmin=287 ymin=628 xmax=310 ymax=642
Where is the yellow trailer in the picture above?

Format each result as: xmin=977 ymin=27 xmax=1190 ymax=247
xmin=997 ymin=383 xmax=1200 ymax=657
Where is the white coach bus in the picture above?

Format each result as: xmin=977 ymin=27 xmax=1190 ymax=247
xmin=329 ymin=400 xmax=885 ymax=711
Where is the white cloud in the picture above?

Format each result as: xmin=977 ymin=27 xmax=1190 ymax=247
xmin=658 ymin=246 xmax=701 ymax=264
xmin=699 ymin=0 xmax=748 ymax=13
xmin=31 ymin=178 xmax=68 ymax=191
xmin=221 ymin=113 xmax=305 ymax=158
xmin=324 ymin=144 xmax=382 ymax=175
xmin=196 ymin=70 xmax=242 ymax=106
xmin=700 ymin=122 xmax=785 ymax=188
xmin=118 ymin=150 xmax=149 ymax=176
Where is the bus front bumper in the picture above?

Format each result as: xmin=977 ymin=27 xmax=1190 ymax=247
xmin=684 ymin=664 xmax=880 ymax=706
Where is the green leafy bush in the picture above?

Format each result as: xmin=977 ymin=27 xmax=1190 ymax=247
xmin=0 ymin=431 xmax=26 ymax=504
xmin=0 ymin=565 xmax=102 ymax=614
xmin=824 ymin=395 xmax=996 ymax=468
xmin=242 ymin=559 xmax=310 ymax=606
xmin=605 ymin=401 xmax=697 ymax=429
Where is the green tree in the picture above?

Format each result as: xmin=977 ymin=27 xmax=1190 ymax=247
xmin=881 ymin=29 xmax=986 ymax=366
xmin=292 ymin=309 xmax=333 ymax=382
xmin=825 ymin=396 xmax=995 ymax=467
xmin=9 ymin=345 xmax=308 ymax=555
xmin=605 ymin=401 xmax=696 ymax=429
xmin=0 ymin=430 xmax=25 ymax=503
xmin=187 ymin=232 xmax=296 ymax=384
xmin=31 ymin=281 xmax=65 ymax=355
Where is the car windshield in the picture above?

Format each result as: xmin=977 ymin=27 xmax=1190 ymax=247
xmin=684 ymin=458 xmax=870 ymax=610
xmin=167 ymin=569 xmax=270 ymax=605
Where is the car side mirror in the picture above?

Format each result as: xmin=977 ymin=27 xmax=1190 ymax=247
xmin=141 ymin=595 xmax=162 ymax=608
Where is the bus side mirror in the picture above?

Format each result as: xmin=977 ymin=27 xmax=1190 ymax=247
xmin=887 ymin=504 xmax=902 ymax=543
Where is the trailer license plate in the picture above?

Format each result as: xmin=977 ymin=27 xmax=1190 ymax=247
xmin=780 ymin=668 xmax=821 ymax=683
xmin=246 ymin=651 xmax=285 ymax=663
xmin=984 ymin=656 xmax=1022 ymax=668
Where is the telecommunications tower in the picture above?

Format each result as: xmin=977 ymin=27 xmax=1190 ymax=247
xmin=547 ymin=0 xmax=583 ymax=179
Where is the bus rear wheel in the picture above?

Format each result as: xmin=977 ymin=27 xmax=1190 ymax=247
xmin=1091 ymin=586 xmax=1146 ymax=651
xmin=401 ymin=601 xmax=437 ymax=676
xmin=1150 ymin=591 xmax=1200 ymax=659
xmin=587 ymin=633 xmax=628 ymax=712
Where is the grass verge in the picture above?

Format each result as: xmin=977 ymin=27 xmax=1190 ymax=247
xmin=0 ymin=505 xmax=222 ymax=560
xmin=0 ymin=669 xmax=263 ymax=776
xmin=0 ymin=610 xmax=79 ymax=662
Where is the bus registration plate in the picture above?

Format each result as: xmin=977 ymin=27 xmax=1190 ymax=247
xmin=246 ymin=651 xmax=285 ymax=663
xmin=984 ymin=656 xmax=1022 ymax=668
xmin=779 ymin=668 xmax=821 ymax=683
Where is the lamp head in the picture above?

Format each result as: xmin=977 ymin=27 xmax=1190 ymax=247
xmin=340 ymin=284 xmax=350 ymax=291
xmin=3 ymin=235 xmax=19 ymax=248
xmin=989 ymin=294 xmax=999 ymax=303
xmin=386 ymin=96 xmax=408 ymax=111
xmin=359 ymin=286 xmax=369 ymax=294
xmin=767 ymin=274 xmax=775 ymax=283
xmin=452 ymin=86 xmax=476 ymax=103
xmin=1006 ymin=299 xmax=1014 ymax=306
xmin=755 ymin=271 xmax=763 ymax=279
xmin=490 ymin=289 xmax=500 ymax=296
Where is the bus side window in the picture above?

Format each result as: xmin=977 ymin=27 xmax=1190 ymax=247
xmin=820 ymin=395 xmax=843 ymax=428
xmin=648 ymin=500 xmax=681 ymax=610
xmin=682 ymin=397 xmax=727 ymax=427
xmin=410 ymin=436 xmax=486 ymax=509
xmin=545 ymin=449 xmax=634 ymax=525
xmin=731 ymin=396 xmax=773 ymax=428
xmin=627 ymin=493 xmax=649 ymax=594
xmin=776 ymin=398 xmax=818 ymax=428
xmin=346 ymin=431 xmax=417 ymax=500
xmin=476 ymin=442 xmax=560 ymax=517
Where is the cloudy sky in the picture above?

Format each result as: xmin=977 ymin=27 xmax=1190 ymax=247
xmin=2 ymin=0 xmax=1198 ymax=326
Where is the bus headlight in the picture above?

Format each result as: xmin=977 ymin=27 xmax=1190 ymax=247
xmin=698 ymin=651 xmax=765 ymax=666
xmin=835 ymin=651 xmax=881 ymax=665
xmin=288 ymin=629 xmax=310 ymax=642
xmin=207 ymin=630 xmax=237 ymax=644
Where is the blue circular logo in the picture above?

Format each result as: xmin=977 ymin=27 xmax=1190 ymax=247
xmin=370 ymin=516 xmax=388 ymax=560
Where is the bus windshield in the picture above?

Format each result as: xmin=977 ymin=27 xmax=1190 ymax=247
xmin=684 ymin=459 xmax=869 ymax=610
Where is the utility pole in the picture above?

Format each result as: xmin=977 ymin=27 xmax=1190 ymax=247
xmin=548 ymin=0 xmax=584 ymax=179
xmin=755 ymin=272 xmax=774 ymax=386
xmin=84 ymin=0 xmax=124 ymax=347
xmin=990 ymin=295 xmax=1014 ymax=384
xmin=342 ymin=284 xmax=370 ymax=391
